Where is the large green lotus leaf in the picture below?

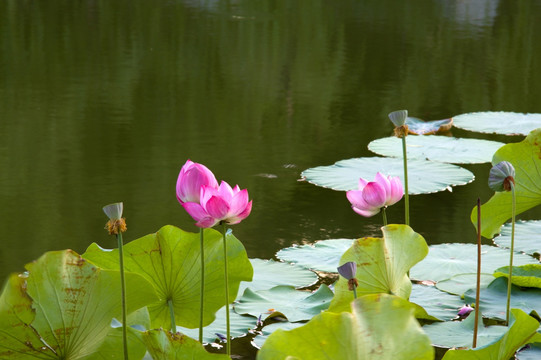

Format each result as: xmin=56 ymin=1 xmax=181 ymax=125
xmin=275 ymin=239 xmax=354 ymax=273
xmin=301 ymin=157 xmax=474 ymax=194
xmin=0 ymin=250 xmax=158 ymax=359
xmin=452 ymin=111 xmax=541 ymax=136
xmin=423 ymin=310 xmax=507 ymax=348
xmin=328 ymin=225 xmax=428 ymax=313
xmin=83 ymin=225 xmax=253 ymax=329
xmin=409 ymin=284 xmax=466 ymax=321
xmin=410 ymin=244 xmax=538 ymax=282
xmin=442 ymin=309 xmax=540 ymax=360
xmin=176 ymin=305 xmax=257 ymax=344
xmin=235 ymin=285 xmax=333 ymax=322
xmin=436 ymin=273 xmax=495 ymax=296
xmin=236 ymin=259 xmax=318 ymax=298
xmin=368 ymin=136 xmax=504 ymax=164
xmin=257 ymin=293 xmax=434 ymax=360
xmin=464 ymin=277 xmax=541 ymax=320
xmin=252 ymin=322 xmax=305 ymax=349
xmin=494 ymin=220 xmax=541 ymax=257
xmin=494 ymin=264 xmax=541 ymax=288
xmin=517 ymin=343 xmax=541 ymax=359
xmin=471 ymin=128 xmax=541 ymax=238
xmin=405 ymin=117 xmax=453 ymax=135
xmin=142 ymin=329 xmax=229 ymax=360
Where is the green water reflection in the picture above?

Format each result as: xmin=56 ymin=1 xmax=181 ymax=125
xmin=1 ymin=0 xmax=541 ymax=284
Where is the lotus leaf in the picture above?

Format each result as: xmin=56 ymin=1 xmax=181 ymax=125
xmin=83 ymin=225 xmax=253 ymax=329
xmin=368 ymin=136 xmax=504 ymax=164
xmin=328 ymin=225 xmax=428 ymax=312
xmin=409 ymin=284 xmax=466 ymax=321
xmin=471 ymin=128 xmax=541 ymax=238
xmin=436 ymin=273 xmax=495 ymax=296
xmin=442 ymin=309 xmax=540 ymax=360
xmin=142 ymin=329 xmax=230 ymax=359
xmin=494 ymin=220 xmax=541 ymax=257
xmin=252 ymin=322 xmax=305 ymax=349
xmin=275 ymin=238 xmax=354 ymax=273
xmin=494 ymin=264 xmax=541 ymax=288
xmin=235 ymin=285 xmax=333 ymax=322
xmin=405 ymin=117 xmax=453 ymax=135
xmin=257 ymin=293 xmax=434 ymax=360
xmin=516 ymin=343 xmax=541 ymax=359
xmin=410 ymin=244 xmax=538 ymax=282
xmin=301 ymin=157 xmax=474 ymax=194
xmin=452 ymin=111 xmax=541 ymax=136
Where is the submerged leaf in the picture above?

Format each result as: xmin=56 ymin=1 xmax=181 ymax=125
xmin=452 ymin=111 xmax=541 ymax=136
xmin=368 ymin=136 xmax=503 ymax=164
xmin=301 ymin=157 xmax=474 ymax=194
xmin=84 ymin=225 xmax=253 ymax=329
xmin=471 ymin=128 xmax=541 ymax=238
xmin=258 ymin=293 xmax=434 ymax=360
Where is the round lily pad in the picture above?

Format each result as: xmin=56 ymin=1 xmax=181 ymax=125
xmin=276 ymin=239 xmax=354 ymax=273
xmin=494 ymin=264 xmax=541 ymax=288
xmin=494 ymin=220 xmax=541 ymax=257
xmin=436 ymin=273 xmax=495 ymax=296
xmin=517 ymin=343 xmax=541 ymax=359
xmin=410 ymin=244 xmax=538 ymax=282
xmin=409 ymin=284 xmax=466 ymax=321
xmin=405 ymin=117 xmax=453 ymax=135
xmin=236 ymin=259 xmax=318 ymax=299
xmin=252 ymin=322 xmax=305 ymax=349
xmin=368 ymin=136 xmax=504 ymax=164
xmin=301 ymin=157 xmax=474 ymax=194
xmin=452 ymin=111 xmax=541 ymax=136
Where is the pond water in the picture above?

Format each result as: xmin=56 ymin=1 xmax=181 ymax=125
xmin=1 ymin=0 xmax=541 ymax=320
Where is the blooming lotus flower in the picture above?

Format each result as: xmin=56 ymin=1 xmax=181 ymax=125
xmin=176 ymin=160 xmax=219 ymax=204
xmin=346 ymin=173 xmax=404 ymax=217
xmin=183 ymin=181 xmax=252 ymax=228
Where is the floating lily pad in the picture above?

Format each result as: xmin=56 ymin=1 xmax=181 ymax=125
xmin=517 ymin=343 xmax=541 ymax=359
xmin=236 ymin=259 xmax=318 ymax=298
xmin=258 ymin=294 xmax=434 ymax=360
xmin=276 ymin=239 xmax=354 ymax=273
xmin=368 ymin=136 xmax=504 ymax=164
xmin=234 ymin=285 xmax=333 ymax=322
xmin=494 ymin=264 xmax=541 ymax=288
xmin=464 ymin=277 xmax=541 ymax=320
xmin=301 ymin=157 xmax=474 ymax=194
xmin=252 ymin=322 xmax=305 ymax=349
xmin=436 ymin=273 xmax=495 ymax=296
xmin=176 ymin=305 xmax=257 ymax=344
xmin=84 ymin=225 xmax=253 ymax=329
xmin=409 ymin=284 xmax=466 ymax=321
xmin=494 ymin=221 xmax=541 ymax=257
xmin=452 ymin=111 xmax=541 ymax=136
xmin=328 ymin=225 xmax=428 ymax=312
xmin=410 ymin=244 xmax=538 ymax=283
xmin=442 ymin=309 xmax=540 ymax=360
xmin=405 ymin=117 xmax=453 ymax=135
xmin=422 ymin=310 xmax=507 ymax=348
xmin=472 ymin=128 xmax=541 ymax=238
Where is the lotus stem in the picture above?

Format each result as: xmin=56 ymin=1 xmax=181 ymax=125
xmin=401 ymin=135 xmax=410 ymax=226
xmin=382 ymin=207 xmax=388 ymax=226
xmin=221 ymin=222 xmax=231 ymax=356
xmin=168 ymin=299 xmax=176 ymax=333
xmin=117 ymin=232 xmax=129 ymax=360
xmin=199 ymin=228 xmax=205 ymax=343
xmin=473 ymin=198 xmax=481 ymax=348
xmin=506 ymin=182 xmax=516 ymax=326
xmin=352 ymin=285 xmax=357 ymax=299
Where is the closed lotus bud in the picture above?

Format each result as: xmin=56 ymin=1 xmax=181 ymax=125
xmin=337 ymin=261 xmax=357 ymax=280
xmin=488 ymin=161 xmax=515 ymax=192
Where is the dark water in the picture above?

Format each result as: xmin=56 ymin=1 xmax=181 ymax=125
xmin=1 ymin=0 xmax=541 ymax=288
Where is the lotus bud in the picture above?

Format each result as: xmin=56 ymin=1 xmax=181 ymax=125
xmin=458 ymin=304 xmax=473 ymax=317
xmin=103 ymin=202 xmax=127 ymax=235
xmin=488 ymin=161 xmax=515 ymax=192
xmin=337 ymin=262 xmax=358 ymax=291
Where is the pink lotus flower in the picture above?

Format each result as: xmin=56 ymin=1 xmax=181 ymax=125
xmin=183 ymin=181 xmax=252 ymax=228
xmin=346 ymin=172 xmax=403 ymax=217
xmin=176 ymin=160 xmax=219 ymax=204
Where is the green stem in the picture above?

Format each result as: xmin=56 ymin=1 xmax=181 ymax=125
xmin=199 ymin=228 xmax=205 ymax=343
xmin=382 ymin=207 xmax=388 ymax=226
xmin=352 ymin=285 xmax=357 ymax=299
xmin=473 ymin=198 xmax=481 ymax=348
xmin=401 ymin=135 xmax=410 ymax=226
xmin=117 ymin=232 xmax=129 ymax=360
xmin=168 ymin=299 xmax=176 ymax=333
xmin=221 ymin=222 xmax=231 ymax=356
xmin=506 ymin=183 xmax=516 ymax=326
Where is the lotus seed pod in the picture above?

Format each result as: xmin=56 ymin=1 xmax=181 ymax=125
xmin=488 ymin=161 xmax=515 ymax=192
xmin=388 ymin=110 xmax=408 ymax=127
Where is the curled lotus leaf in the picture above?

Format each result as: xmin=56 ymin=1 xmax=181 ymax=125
xmin=405 ymin=117 xmax=453 ymax=135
